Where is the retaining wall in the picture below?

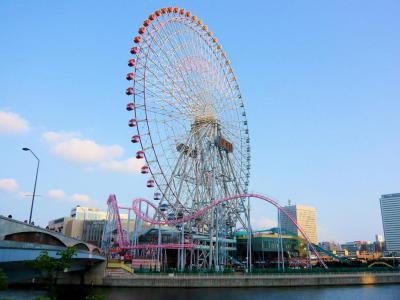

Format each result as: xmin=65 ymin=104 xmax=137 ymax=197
xmin=102 ymin=272 xmax=400 ymax=287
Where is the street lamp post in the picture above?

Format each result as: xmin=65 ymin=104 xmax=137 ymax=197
xmin=22 ymin=148 xmax=40 ymax=224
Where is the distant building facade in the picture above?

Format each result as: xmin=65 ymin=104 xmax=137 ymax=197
xmin=374 ymin=234 xmax=385 ymax=253
xmin=48 ymin=216 xmax=72 ymax=233
xmin=47 ymin=206 xmax=130 ymax=245
xmin=380 ymin=193 xmax=400 ymax=255
xmin=82 ymin=220 xmax=105 ymax=247
xmin=319 ymin=241 xmax=341 ymax=252
xmin=341 ymin=241 xmax=371 ymax=253
xmin=280 ymin=204 xmax=318 ymax=244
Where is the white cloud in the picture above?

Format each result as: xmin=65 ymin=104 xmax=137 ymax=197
xmin=71 ymin=193 xmax=91 ymax=202
xmin=41 ymin=131 xmax=137 ymax=175
xmin=0 ymin=111 xmax=30 ymax=134
xmin=99 ymin=157 xmax=141 ymax=173
xmin=47 ymin=189 xmax=66 ymax=199
xmin=46 ymin=189 xmax=96 ymax=205
xmin=0 ymin=178 xmax=19 ymax=193
xmin=251 ymin=217 xmax=277 ymax=230
xmin=42 ymin=131 xmax=80 ymax=143
xmin=42 ymin=131 xmax=124 ymax=163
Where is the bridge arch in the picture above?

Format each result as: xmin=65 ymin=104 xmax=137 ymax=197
xmin=5 ymin=231 xmax=67 ymax=247
xmin=71 ymin=242 xmax=90 ymax=252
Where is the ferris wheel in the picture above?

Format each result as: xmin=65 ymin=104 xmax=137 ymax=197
xmin=126 ymin=7 xmax=251 ymax=234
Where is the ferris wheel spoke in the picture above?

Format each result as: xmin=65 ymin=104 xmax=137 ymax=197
xmin=134 ymin=58 xmax=196 ymax=114
xmin=155 ymin=19 xmax=208 ymax=100
xmin=142 ymin=23 xmax=207 ymax=110
xmin=156 ymin=19 xmax=227 ymax=114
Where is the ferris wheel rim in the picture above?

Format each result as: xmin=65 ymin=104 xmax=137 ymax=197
xmin=127 ymin=7 xmax=251 ymax=205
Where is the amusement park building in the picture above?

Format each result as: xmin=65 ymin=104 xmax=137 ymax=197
xmin=380 ymin=193 xmax=400 ymax=255
xmin=279 ymin=204 xmax=318 ymax=244
xmin=236 ymin=230 xmax=307 ymax=266
xmin=48 ymin=206 xmax=131 ymax=244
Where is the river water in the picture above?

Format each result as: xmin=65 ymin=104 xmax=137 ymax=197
xmin=1 ymin=285 xmax=400 ymax=300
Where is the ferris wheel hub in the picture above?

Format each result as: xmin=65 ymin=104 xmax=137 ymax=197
xmin=192 ymin=115 xmax=217 ymax=127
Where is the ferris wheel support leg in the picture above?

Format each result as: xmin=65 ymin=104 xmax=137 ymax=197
xmin=189 ymin=248 xmax=193 ymax=271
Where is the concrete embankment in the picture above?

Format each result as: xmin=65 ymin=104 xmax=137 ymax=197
xmin=103 ymin=272 xmax=400 ymax=288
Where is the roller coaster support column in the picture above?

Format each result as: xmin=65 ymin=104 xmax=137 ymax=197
xmin=215 ymin=206 xmax=220 ymax=271
xmin=208 ymin=206 xmax=214 ymax=270
xmin=278 ymin=209 xmax=285 ymax=271
xmin=157 ymin=225 xmax=161 ymax=271
xmin=247 ymin=196 xmax=252 ymax=272
xmin=181 ymin=226 xmax=185 ymax=271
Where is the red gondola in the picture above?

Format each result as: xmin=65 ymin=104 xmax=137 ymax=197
xmin=138 ymin=27 xmax=146 ymax=34
xmin=143 ymin=19 xmax=151 ymax=27
xmin=141 ymin=166 xmax=149 ymax=174
xmin=126 ymin=87 xmax=134 ymax=95
xmin=126 ymin=103 xmax=135 ymax=111
xmin=147 ymin=179 xmax=155 ymax=188
xmin=131 ymin=135 xmax=140 ymax=143
xmin=126 ymin=72 xmax=135 ymax=80
xmin=130 ymin=46 xmax=138 ymax=54
xmin=128 ymin=119 xmax=137 ymax=127
xmin=128 ymin=59 xmax=136 ymax=67
xmin=136 ymin=150 xmax=145 ymax=159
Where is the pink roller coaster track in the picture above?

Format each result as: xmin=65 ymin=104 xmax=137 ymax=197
xmin=108 ymin=193 xmax=327 ymax=268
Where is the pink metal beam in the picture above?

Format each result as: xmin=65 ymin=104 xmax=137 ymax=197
xmin=107 ymin=194 xmax=129 ymax=248
xmin=126 ymin=243 xmax=195 ymax=250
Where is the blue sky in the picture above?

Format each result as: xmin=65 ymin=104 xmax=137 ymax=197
xmin=0 ymin=1 xmax=399 ymax=242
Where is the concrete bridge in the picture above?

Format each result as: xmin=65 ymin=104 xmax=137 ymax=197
xmin=0 ymin=215 xmax=105 ymax=284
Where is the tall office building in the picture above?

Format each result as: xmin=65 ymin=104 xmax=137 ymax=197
xmin=380 ymin=193 xmax=400 ymax=255
xmin=279 ymin=204 xmax=318 ymax=244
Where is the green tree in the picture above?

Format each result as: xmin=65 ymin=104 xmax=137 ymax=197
xmin=27 ymin=248 xmax=76 ymax=284
xmin=0 ymin=268 xmax=8 ymax=290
